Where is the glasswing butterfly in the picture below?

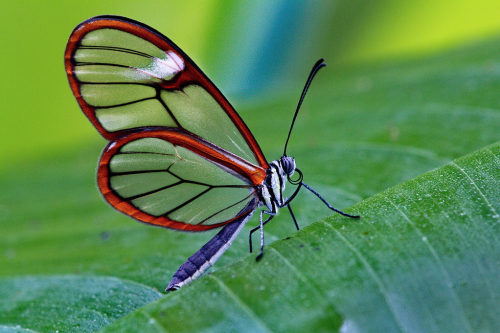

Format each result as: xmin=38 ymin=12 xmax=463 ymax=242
xmin=65 ymin=15 xmax=359 ymax=291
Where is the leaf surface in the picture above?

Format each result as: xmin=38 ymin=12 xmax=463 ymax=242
xmin=101 ymin=142 xmax=500 ymax=332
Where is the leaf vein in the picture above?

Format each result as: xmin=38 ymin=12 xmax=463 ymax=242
xmin=387 ymin=199 xmax=474 ymax=333
xmin=450 ymin=161 xmax=500 ymax=221
xmin=137 ymin=309 xmax=170 ymax=333
xmin=321 ymin=220 xmax=408 ymax=333
xmin=208 ymin=275 xmax=272 ymax=333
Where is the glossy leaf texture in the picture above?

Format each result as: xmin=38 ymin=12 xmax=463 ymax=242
xmin=101 ymin=141 xmax=500 ymax=333
xmin=2 ymin=35 xmax=500 ymax=331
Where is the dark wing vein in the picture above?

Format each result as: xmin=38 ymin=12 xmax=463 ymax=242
xmin=78 ymin=81 xmax=156 ymax=87
xmin=111 ymin=169 xmax=175 ymax=176
xmin=162 ymin=187 xmax=213 ymax=216
xmin=117 ymin=151 xmax=177 ymax=156
xmin=86 ymin=96 xmax=156 ymax=109
xmin=155 ymin=89 xmax=181 ymax=127
xmin=123 ymin=180 xmax=183 ymax=201
xmin=80 ymin=45 xmax=154 ymax=59
xmin=196 ymin=191 xmax=255 ymax=225
xmin=74 ymin=62 xmax=146 ymax=69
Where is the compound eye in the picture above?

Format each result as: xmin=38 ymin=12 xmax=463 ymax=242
xmin=281 ymin=156 xmax=296 ymax=175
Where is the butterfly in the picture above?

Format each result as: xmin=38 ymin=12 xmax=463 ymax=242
xmin=65 ymin=15 xmax=359 ymax=291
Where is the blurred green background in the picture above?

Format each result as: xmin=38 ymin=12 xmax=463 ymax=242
xmin=2 ymin=1 xmax=500 ymax=331
xmin=1 ymin=0 xmax=500 ymax=170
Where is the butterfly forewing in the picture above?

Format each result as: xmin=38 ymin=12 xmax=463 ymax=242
xmin=65 ymin=16 xmax=267 ymax=168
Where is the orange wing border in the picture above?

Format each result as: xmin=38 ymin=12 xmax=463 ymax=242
xmin=98 ymin=128 xmax=267 ymax=231
xmin=65 ymin=15 xmax=268 ymax=169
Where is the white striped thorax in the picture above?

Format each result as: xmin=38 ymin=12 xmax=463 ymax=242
xmin=259 ymin=155 xmax=296 ymax=212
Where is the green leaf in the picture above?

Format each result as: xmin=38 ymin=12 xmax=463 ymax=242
xmin=101 ymin=141 xmax=500 ymax=332
xmin=0 ymin=276 xmax=161 ymax=332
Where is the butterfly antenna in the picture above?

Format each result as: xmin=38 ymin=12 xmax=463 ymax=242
xmin=283 ymin=58 xmax=327 ymax=156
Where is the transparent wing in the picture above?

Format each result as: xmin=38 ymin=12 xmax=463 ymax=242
xmin=65 ymin=15 xmax=267 ymax=168
xmin=98 ymin=129 xmax=265 ymax=231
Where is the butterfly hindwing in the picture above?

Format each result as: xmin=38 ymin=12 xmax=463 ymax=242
xmin=98 ymin=129 xmax=265 ymax=231
xmin=65 ymin=15 xmax=268 ymax=168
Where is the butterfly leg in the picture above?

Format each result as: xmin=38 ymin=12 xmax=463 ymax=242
xmin=279 ymin=182 xmax=302 ymax=230
xmin=282 ymin=182 xmax=303 ymax=207
xmin=301 ymin=182 xmax=360 ymax=218
xmin=287 ymin=204 xmax=300 ymax=230
xmin=256 ymin=210 xmax=276 ymax=261
xmin=249 ymin=211 xmax=274 ymax=253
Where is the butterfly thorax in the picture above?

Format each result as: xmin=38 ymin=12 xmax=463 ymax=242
xmin=259 ymin=156 xmax=296 ymax=212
